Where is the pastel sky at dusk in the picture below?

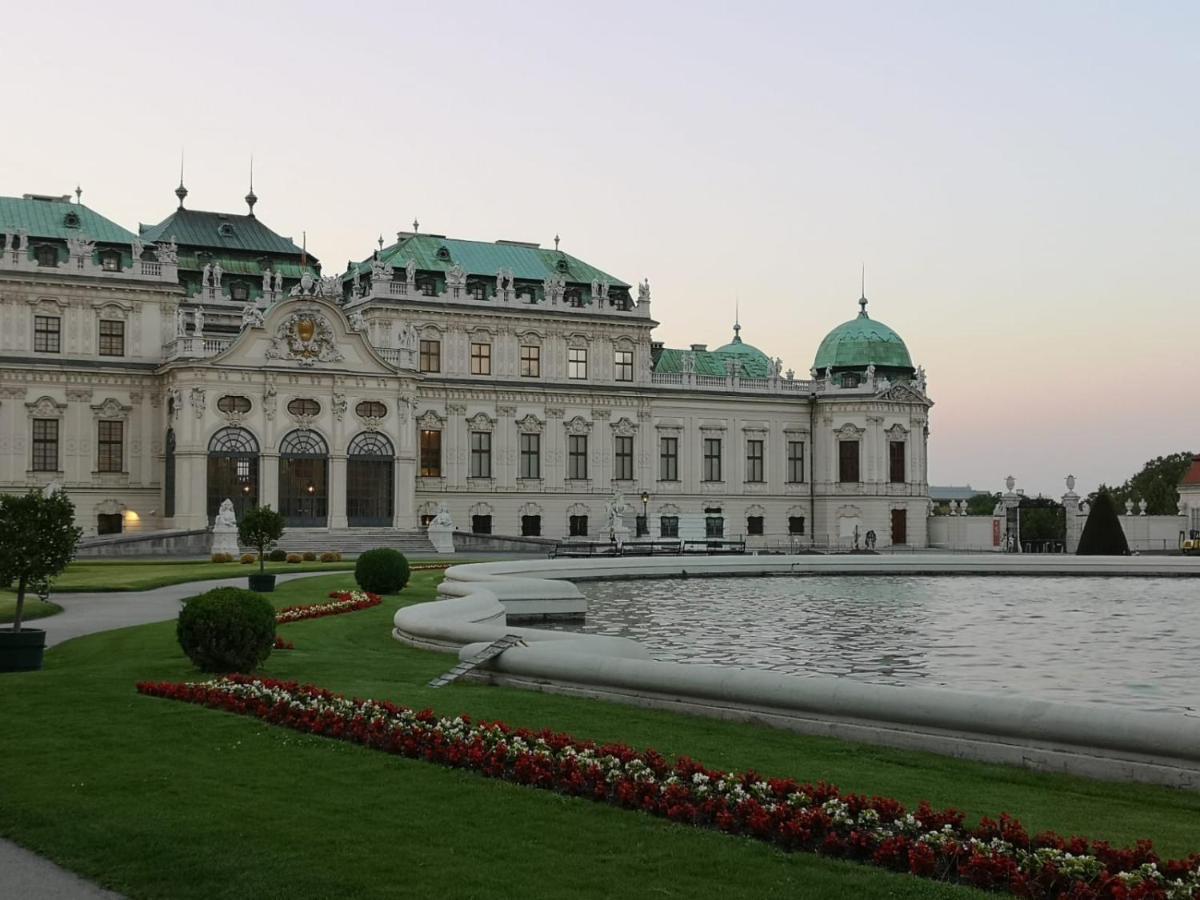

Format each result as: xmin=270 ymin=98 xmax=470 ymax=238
xmin=2 ymin=1 xmax=1195 ymax=498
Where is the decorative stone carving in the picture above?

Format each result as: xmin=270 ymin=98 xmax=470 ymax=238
xmin=876 ymin=383 xmax=925 ymax=403
xmin=466 ymin=411 xmax=495 ymax=431
xmin=265 ymin=311 xmax=345 ymax=367
xmin=371 ymin=255 xmax=392 ymax=284
xmin=167 ymin=387 xmax=182 ymax=421
xmin=417 ymin=409 xmax=446 ymax=429
xmin=638 ymin=278 xmax=650 ymax=303
xmin=263 ymin=382 xmax=277 ymax=421
xmin=564 ymin=415 xmax=592 ymax=435
xmin=348 ymin=311 xmax=366 ymax=332
xmin=91 ymin=397 xmax=130 ymax=420
xmin=240 ymin=304 xmax=264 ymax=331
xmin=446 ymin=264 xmax=467 ymax=288
xmin=332 ymin=393 xmax=347 ymax=422
xmin=155 ymin=238 xmax=178 ymax=265
xmin=26 ymin=396 xmax=66 ymax=418
xmin=516 ymin=414 xmax=543 ymax=433
xmin=211 ymin=499 xmax=241 ymax=557
xmin=193 ymin=306 xmax=205 ymax=337
xmin=66 ymin=235 xmax=95 ymax=260
xmin=190 ymin=387 xmax=207 ymax=419
xmin=610 ymin=416 xmax=637 ymax=436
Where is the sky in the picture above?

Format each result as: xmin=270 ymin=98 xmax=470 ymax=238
xmin=2 ymin=1 xmax=1196 ymax=498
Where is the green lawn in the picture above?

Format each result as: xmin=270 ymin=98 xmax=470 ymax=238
xmin=0 ymin=572 xmax=1196 ymax=900
xmin=0 ymin=595 xmax=59 ymax=625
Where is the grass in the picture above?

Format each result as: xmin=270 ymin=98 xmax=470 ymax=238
xmin=0 ymin=595 xmax=60 ymax=625
xmin=1 ymin=572 xmax=1197 ymax=899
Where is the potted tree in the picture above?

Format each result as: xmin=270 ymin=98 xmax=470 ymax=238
xmin=239 ymin=505 xmax=285 ymax=592
xmin=0 ymin=488 xmax=83 ymax=671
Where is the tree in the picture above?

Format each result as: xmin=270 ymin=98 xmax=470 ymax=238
xmin=1093 ymin=451 xmax=1194 ymax=516
xmin=0 ymin=490 xmax=83 ymax=631
xmin=1077 ymin=491 xmax=1129 ymax=555
xmin=966 ymin=493 xmax=1000 ymax=516
xmin=237 ymin=505 xmax=285 ymax=574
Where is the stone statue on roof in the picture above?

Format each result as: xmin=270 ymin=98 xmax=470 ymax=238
xmin=682 ymin=352 xmax=696 ymax=374
xmin=202 ymin=262 xmax=212 ymax=287
xmin=638 ymin=278 xmax=650 ymax=303
xmin=212 ymin=263 xmax=223 ymax=288
xmin=447 ymin=263 xmax=467 ymax=287
xmin=274 ymin=269 xmax=284 ymax=293
xmin=156 ymin=238 xmax=178 ymax=265
xmin=371 ymin=256 xmax=392 ymax=283
xmin=240 ymin=303 xmax=263 ymax=331
xmin=262 ymin=269 xmax=272 ymax=294
xmin=131 ymin=237 xmax=144 ymax=261
xmin=193 ymin=306 xmax=205 ymax=337
xmin=175 ymin=307 xmax=186 ymax=337
xmin=405 ymin=258 xmax=417 ymax=285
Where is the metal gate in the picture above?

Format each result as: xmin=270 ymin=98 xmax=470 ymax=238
xmin=206 ymin=427 xmax=259 ymax=523
xmin=279 ymin=430 xmax=328 ymax=527
xmin=346 ymin=432 xmax=394 ymax=527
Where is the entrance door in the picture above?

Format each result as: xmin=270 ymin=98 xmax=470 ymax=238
xmin=279 ymin=430 xmax=329 ymax=527
xmin=890 ymin=509 xmax=907 ymax=545
xmin=346 ymin=432 xmax=394 ymax=527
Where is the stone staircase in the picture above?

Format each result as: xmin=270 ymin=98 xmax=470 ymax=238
xmin=274 ymin=528 xmax=435 ymax=556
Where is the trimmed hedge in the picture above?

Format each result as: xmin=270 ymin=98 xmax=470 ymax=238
xmin=1077 ymin=491 xmax=1130 ymax=555
xmin=354 ymin=548 xmax=410 ymax=594
xmin=176 ymin=587 xmax=276 ymax=673
xmin=267 ymin=549 xmax=287 ymax=562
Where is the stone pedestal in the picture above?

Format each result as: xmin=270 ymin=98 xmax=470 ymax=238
xmin=211 ymin=525 xmax=239 ymax=556
xmin=427 ymin=523 xmax=454 ymax=554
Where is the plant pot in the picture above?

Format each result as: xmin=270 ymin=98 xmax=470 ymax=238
xmin=0 ymin=627 xmax=47 ymax=672
xmin=248 ymin=574 xmax=277 ymax=593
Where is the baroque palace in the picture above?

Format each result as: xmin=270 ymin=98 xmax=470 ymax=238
xmin=0 ymin=183 xmax=932 ymax=548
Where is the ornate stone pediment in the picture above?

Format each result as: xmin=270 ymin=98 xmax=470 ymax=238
xmin=516 ymin=414 xmax=544 ymax=433
xmin=564 ymin=415 xmax=592 ymax=435
xmin=885 ymin=423 xmax=910 ymax=440
xmin=610 ymin=416 xmax=637 ymax=436
xmin=466 ymin=412 xmax=495 ymax=431
xmin=91 ymin=397 xmax=131 ymax=420
xmin=417 ymin=409 xmax=446 ymax=429
xmin=26 ymin=396 xmax=66 ymax=418
xmin=876 ymin=383 xmax=926 ymax=403
xmin=835 ymin=422 xmax=864 ymax=439
xmin=265 ymin=310 xmax=345 ymax=367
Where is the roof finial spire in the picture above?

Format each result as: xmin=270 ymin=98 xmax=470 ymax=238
xmin=412 ymin=217 xmax=420 ymax=234
xmin=74 ymin=184 xmax=82 ymax=204
xmin=175 ymin=150 xmax=188 ymax=209
xmin=554 ymin=233 xmax=560 ymax=251
xmin=732 ymin=298 xmax=742 ymax=343
xmin=378 ymin=234 xmax=384 ymax=251
xmin=244 ymin=155 xmax=258 ymax=217
xmin=858 ymin=264 xmax=868 ymax=317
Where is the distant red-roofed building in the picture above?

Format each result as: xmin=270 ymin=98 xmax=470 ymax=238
xmin=1180 ymin=455 xmax=1200 ymax=536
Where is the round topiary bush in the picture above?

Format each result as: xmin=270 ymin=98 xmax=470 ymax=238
xmin=177 ymin=587 xmax=277 ymax=673
xmin=267 ymin=549 xmax=287 ymax=562
xmin=354 ymin=548 xmax=410 ymax=594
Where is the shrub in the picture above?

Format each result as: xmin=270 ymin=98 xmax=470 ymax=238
xmin=267 ymin=549 xmax=287 ymax=562
xmin=1077 ymin=491 xmax=1130 ymax=555
xmin=210 ymin=553 xmax=234 ymax=563
xmin=286 ymin=553 xmax=302 ymax=564
xmin=319 ymin=551 xmax=339 ymax=562
xmin=237 ymin=505 xmax=286 ymax=574
xmin=354 ymin=548 xmax=410 ymax=594
xmin=240 ymin=553 xmax=257 ymax=565
xmin=302 ymin=551 xmax=317 ymax=561
xmin=176 ymin=587 xmax=276 ymax=673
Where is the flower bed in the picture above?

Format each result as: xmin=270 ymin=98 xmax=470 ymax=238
xmin=135 ymin=675 xmax=1200 ymax=899
xmin=272 ymin=636 xmax=295 ymax=650
xmin=275 ymin=591 xmax=381 ymax=624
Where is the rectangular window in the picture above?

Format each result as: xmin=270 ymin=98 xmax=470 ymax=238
xmin=889 ymin=440 xmax=906 ymax=483
xmin=97 ymin=420 xmax=123 ymax=473
xmin=787 ymin=440 xmax=805 ymax=483
xmin=568 ymin=347 xmax=588 ymax=380
xmin=96 ymin=513 xmax=122 ymax=535
xmin=746 ymin=439 xmax=764 ymax=483
xmin=747 ymin=515 xmax=764 ymax=536
xmin=419 ymin=430 xmax=442 ymax=477
xmin=569 ymin=515 xmax=589 ymax=537
xmin=98 ymin=319 xmax=124 ymax=357
xmin=521 ymin=515 xmax=541 ymax=537
xmin=519 ymin=432 xmax=541 ymax=479
xmin=567 ymin=434 xmax=588 ymax=480
xmin=660 ymin=515 xmax=679 ymax=538
xmin=614 ymin=349 xmax=633 ymax=382
xmin=34 ymin=316 xmax=61 ymax=353
xmin=659 ymin=436 xmax=678 ymax=481
xmin=788 ymin=516 xmax=806 ymax=535
xmin=839 ymin=440 xmax=860 ymax=483
xmin=471 ymin=514 xmax=492 ymax=534
xmin=419 ymin=340 xmax=441 ymax=373
xmin=519 ymin=345 xmax=541 ymax=377
xmin=470 ymin=431 xmax=492 ymax=478
xmin=31 ymin=418 xmax=59 ymax=471
xmin=635 ymin=515 xmax=647 ymax=537
xmin=470 ymin=342 xmax=491 ymax=375
xmin=614 ymin=435 xmax=634 ymax=481
xmin=703 ymin=437 xmax=722 ymax=482
xmin=469 ymin=281 xmax=486 ymax=301
xmin=705 ymin=516 xmax=724 ymax=538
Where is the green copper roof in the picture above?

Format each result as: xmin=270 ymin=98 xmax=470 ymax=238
xmin=139 ymin=208 xmax=309 ymax=258
xmin=713 ymin=323 xmax=771 ymax=365
xmin=347 ymin=234 xmax=627 ymax=287
xmin=812 ymin=299 xmax=913 ymax=372
xmin=653 ymin=346 xmax=773 ymax=378
xmin=0 ymin=195 xmax=136 ymax=244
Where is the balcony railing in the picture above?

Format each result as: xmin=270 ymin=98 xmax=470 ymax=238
xmin=353 ymin=277 xmax=652 ymax=319
xmin=162 ymin=336 xmax=233 ymax=360
xmin=0 ymin=248 xmax=177 ymax=283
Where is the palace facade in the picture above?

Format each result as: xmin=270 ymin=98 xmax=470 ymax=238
xmin=0 ymin=185 xmax=932 ymax=549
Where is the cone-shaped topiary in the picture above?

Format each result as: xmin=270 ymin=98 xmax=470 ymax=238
xmin=1076 ymin=491 xmax=1130 ymax=555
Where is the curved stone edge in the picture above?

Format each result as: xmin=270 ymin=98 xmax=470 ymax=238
xmin=393 ymin=554 xmax=1200 ymax=790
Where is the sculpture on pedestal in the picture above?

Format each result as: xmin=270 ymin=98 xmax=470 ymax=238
xmin=210 ymin=498 xmax=241 ymax=557
xmin=426 ymin=502 xmax=455 ymax=554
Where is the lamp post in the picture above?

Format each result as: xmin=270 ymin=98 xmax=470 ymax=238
xmin=640 ymin=490 xmax=649 ymax=537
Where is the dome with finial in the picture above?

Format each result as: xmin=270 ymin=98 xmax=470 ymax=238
xmin=812 ymin=293 xmax=913 ymax=373
xmin=715 ymin=318 xmax=772 ymax=369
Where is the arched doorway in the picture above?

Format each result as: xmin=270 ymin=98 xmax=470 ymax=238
xmin=346 ymin=432 xmax=394 ymax=527
xmin=207 ymin=427 xmax=259 ymax=523
xmin=279 ymin=430 xmax=328 ymax=527
xmin=164 ymin=428 xmax=176 ymax=518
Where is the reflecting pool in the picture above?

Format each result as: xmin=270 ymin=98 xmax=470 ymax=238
xmin=554 ymin=576 xmax=1200 ymax=713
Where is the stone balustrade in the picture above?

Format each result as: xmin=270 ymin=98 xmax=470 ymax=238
xmin=0 ymin=247 xmax=177 ymax=283
xmin=354 ymin=277 xmax=652 ymax=319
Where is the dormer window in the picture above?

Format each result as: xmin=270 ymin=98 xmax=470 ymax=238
xmin=417 ymin=276 xmax=436 ymax=297
xmin=840 ymin=372 xmax=861 ymax=388
xmin=36 ymin=245 xmax=58 ymax=267
xmin=63 ymin=211 xmax=81 ymax=229
xmin=100 ymin=249 xmax=122 ymax=272
xmin=218 ymin=223 xmax=235 ymax=237
xmin=468 ymin=281 xmax=486 ymax=301
xmin=230 ymin=282 xmax=249 ymax=302
xmin=556 ymin=259 xmax=569 ymax=273
xmin=436 ymin=247 xmax=451 ymax=261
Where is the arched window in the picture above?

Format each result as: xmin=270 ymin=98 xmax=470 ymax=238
xmin=279 ymin=429 xmax=328 ymax=527
xmin=206 ymin=427 xmax=259 ymax=522
xmin=347 ymin=432 xmax=394 ymax=526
